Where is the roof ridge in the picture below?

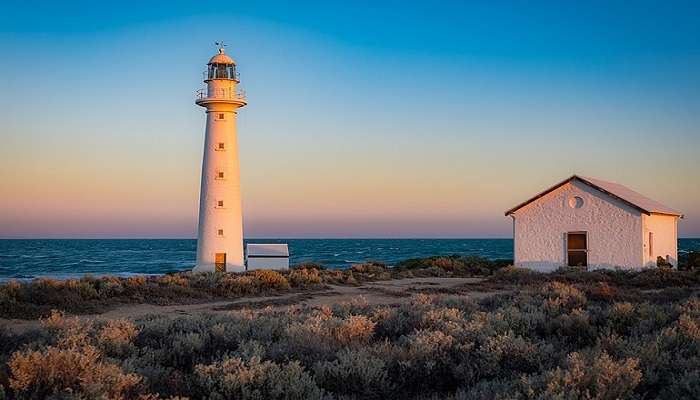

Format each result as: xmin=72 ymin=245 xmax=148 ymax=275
xmin=505 ymin=175 xmax=683 ymax=217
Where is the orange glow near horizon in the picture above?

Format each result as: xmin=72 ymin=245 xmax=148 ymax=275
xmin=1 ymin=9 xmax=699 ymax=238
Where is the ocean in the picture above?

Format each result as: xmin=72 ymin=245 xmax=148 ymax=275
xmin=0 ymin=238 xmax=699 ymax=281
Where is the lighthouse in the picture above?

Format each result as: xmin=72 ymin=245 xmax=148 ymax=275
xmin=193 ymin=44 xmax=247 ymax=272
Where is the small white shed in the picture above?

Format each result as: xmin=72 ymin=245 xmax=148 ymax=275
xmin=246 ymin=244 xmax=290 ymax=271
xmin=505 ymin=175 xmax=683 ymax=272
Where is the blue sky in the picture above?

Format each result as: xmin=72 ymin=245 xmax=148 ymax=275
xmin=1 ymin=1 xmax=699 ymax=238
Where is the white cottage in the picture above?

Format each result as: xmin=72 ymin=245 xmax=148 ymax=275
xmin=505 ymin=175 xmax=683 ymax=272
xmin=246 ymin=244 xmax=290 ymax=271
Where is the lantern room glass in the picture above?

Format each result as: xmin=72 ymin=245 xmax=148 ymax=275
xmin=208 ymin=63 xmax=238 ymax=80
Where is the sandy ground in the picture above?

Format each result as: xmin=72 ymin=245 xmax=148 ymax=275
xmin=1 ymin=277 xmax=504 ymax=333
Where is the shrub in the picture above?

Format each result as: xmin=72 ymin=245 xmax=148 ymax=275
xmin=314 ymin=348 xmax=392 ymax=398
xmin=542 ymin=351 xmax=642 ymax=399
xmin=9 ymin=255 xmax=700 ymax=320
xmin=332 ymin=296 xmax=371 ymax=317
xmin=289 ymin=268 xmax=322 ymax=286
xmin=127 ymin=276 xmax=147 ymax=287
xmin=422 ymin=307 xmax=464 ymax=335
xmin=658 ymin=256 xmax=673 ymax=269
xmin=396 ymin=255 xmax=509 ymax=276
xmin=680 ymin=251 xmax=700 ymax=270
xmin=607 ymin=302 xmax=636 ymax=333
xmin=388 ymin=329 xmax=458 ymax=393
xmin=42 ymin=309 xmax=88 ymax=343
xmin=541 ymin=282 xmax=587 ymax=313
xmin=253 ymin=270 xmax=289 ymax=290
xmin=547 ymin=308 xmax=596 ymax=346
xmin=372 ymin=304 xmax=423 ymax=339
xmin=291 ymin=262 xmax=325 ymax=270
xmin=657 ymin=369 xmax=700 ymax=398
xmin=217 ymin=274 xmax=257 ymax=296
xmin=351 ymin=261 xmax=387 ymax=274
xmin=159 ymin=274 xmax=189 ymax=288
xmin=8 ymin=312 xmax=142 ymax=399
xmin=6 ymin=256 xmax=700 ymax=398
xmin=98 ymin=319 xmax=139 ymax=356
xmin=193 ymin=356 xmax=322 ymax=399
xmin=334 ymin=315 xmax=376 ymax=345
xmin=587 ymin=282 xmax=619 ymax=302
xmin=8 ymin=345 xmax=142 ymax=399
xmin=490 ymin=266 xmax=543 ymax=285
xmin=0 ymin=279 xmax=20 ymax=298
xmin=477 ymin=331 xmax=543 ymax=377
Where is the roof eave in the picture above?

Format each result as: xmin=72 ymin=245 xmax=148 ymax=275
xmin=504 ymin=175 xmax=580 ymax=216
xmin=504 ymin=174 xmax=663 ymax=217
xmin=650 ymin=211 xmax=684 ymax=219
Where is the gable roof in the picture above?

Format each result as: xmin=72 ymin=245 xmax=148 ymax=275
xmin=505 ymin=175 xmax=683 ymax=217
xmin=246 ymin=243 xmax=289 ymax=257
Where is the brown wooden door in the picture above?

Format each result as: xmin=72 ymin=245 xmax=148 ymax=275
xmin=215 ymin=253 xmax=226 ymax=272
xmin=567 ymin=232 xmax=587 ymax=267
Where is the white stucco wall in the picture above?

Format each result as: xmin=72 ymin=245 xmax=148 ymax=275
xmin=642 ymin=214 xmax=679 ymax=267
xmin=194 ymin=71 xmax=247 ymax=273
xmin=512 ymin=180 xmax=644 ymax=271
xmin=247 ymin=258 xmax=290 ymax=271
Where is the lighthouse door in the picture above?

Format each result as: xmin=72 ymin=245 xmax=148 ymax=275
xmin=215 ymin=253 xmax=226 ymax=272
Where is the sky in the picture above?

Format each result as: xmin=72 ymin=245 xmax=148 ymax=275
xmin=0 ymin=1 xmax=699 ymax=238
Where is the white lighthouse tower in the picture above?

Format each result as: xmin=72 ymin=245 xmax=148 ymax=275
xmin=193 ymin=44 xmax=247 ymax=272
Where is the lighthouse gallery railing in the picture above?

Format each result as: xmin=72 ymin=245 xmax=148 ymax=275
xmin=195 ymin=88 xmax=246 ymax=101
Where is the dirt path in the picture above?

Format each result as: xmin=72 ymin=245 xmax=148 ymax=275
xmin=1 ymin=277 xmax=503 ymax=333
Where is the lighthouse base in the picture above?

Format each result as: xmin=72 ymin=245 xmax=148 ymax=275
xmin=192 ymin=262 xmax=245 ymax=274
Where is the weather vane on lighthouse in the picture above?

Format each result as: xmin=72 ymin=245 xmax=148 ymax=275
xmin=192 ymin=43 xmax=247 ymax=273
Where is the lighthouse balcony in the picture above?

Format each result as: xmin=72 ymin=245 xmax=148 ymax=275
xmin=195 ymin=88 xmax=247 ymax=106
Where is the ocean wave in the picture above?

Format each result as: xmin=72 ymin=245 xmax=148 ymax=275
xmin=1 ymin=239 xmax=698 ymax=280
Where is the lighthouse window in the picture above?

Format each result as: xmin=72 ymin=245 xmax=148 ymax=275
xmin=217 ymin=229 xmax=224 ymax=236
xmin=216 ymin=64 xmax=228 ymax=79
xmin=216 ymin=171 xmax=225 ymax=179
xmin=217 ymin=200 xmax=224 ymax=207
xmin=218 ymin=113 xmax=225 ymax=120
xmin=208 ymin=64 xmax=238 ymax=80
xmin=217 ymin=142 xmax=225 ymax=150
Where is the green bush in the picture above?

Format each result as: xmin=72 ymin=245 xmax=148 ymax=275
xmin=6 ymin=255 xmax=700 ymax=398
xmin=194 ymin=357 xmax=322 ymax=400
xmin=314 ymin=348 xmax=392 ymax=398
xmin=680 ymin=251 xmax=700 ymax=270
xmin=253 ymin=270 xmax=289 ymax=290
xmin=291 ymin=262 xmax=325 ymax=270
xmin=6 ymin=311 xmax=143 ymax=399
xmin=288 ymin=268 xmax=322 ymax=286
xmin=396 ymin=255 xmax=510 ymax=276
xmin=658 ymin=255 xmax=673 ymax=268
xmin=539 ymin=351 xmax=642 ymax=399
xmin=351 ymin=261 xmax=388 ymax=274
xmin=3 ymin=278 xmax=700 ymax=399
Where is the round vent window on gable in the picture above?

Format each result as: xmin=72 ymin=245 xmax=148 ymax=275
xmin=568 ymin=196 xmax=584 ymax=209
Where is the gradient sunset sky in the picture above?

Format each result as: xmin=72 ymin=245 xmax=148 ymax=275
xmin=1 ymin=1 xmax=699 ymax=238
